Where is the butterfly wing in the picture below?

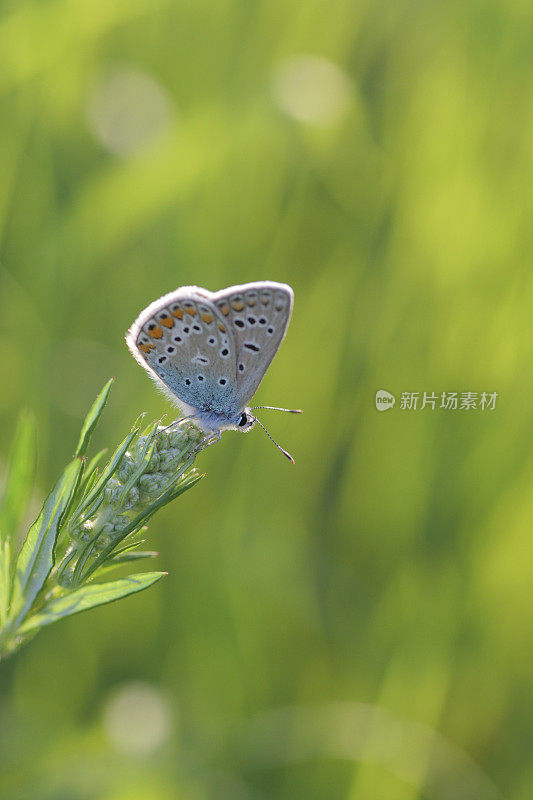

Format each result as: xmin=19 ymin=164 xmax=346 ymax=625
xmin=211 ymin=281 xmax=294 ymax=406
xmin=126 ymin=286 xmax=240 ymax=419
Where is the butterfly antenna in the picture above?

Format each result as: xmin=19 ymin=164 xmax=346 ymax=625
xmin=249 ymin=405 xmax=302 ymax=414
xmin=251 ymin=416 xmax=295 ymax=464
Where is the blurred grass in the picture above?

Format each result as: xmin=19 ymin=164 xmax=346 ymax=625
xmin=0 ymin=0 xmax=532 ymax=798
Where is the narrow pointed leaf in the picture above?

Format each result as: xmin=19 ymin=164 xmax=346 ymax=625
xmin=0 ymin=540 xmax=11 ymax=626
xmin=96 ymin=549 xmax=158 ymax=577
xmin=131 ymin=412 xmax=146 ymax=431
xmin=73 ymin=429 xmax=137 ymax=521
xmin=82 ymin=449 xmax=108 ymax=485
xmin=0 ymin=411 xmax=37 ymax=544
xmin=75 ymin=379 xmax=114 ymax=459
xmin=108 ymin=550 xmax=158 ymax=566
xmin=67 ymin=448 xmax=107 ymax=517
xmin=9 ymin=458 xmax=82 ymax=627
xmin=17 ymin=572 xmax=165 ymax=634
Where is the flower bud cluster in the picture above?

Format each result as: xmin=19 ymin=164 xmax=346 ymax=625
xmin=58 ymin=422 xmax=205 ymax=586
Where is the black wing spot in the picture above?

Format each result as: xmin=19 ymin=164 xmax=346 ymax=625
xmin=218 ymin=378 xmax=227 ymax=386
xmin=185 ymin=379 xmax=191 ymax=386
xmin=208 ymin=337 xmax=216 ymax=345
xmin=267 ymin=327 xmax=274 ymax=335
xmin=174 ymin=335 xmax=182 ymax=343
xmin=220 ymin=348 xmax=229 ymax=357
xmin=197 ymin=375 xmax=204 ymax=382
xmin=244 ymin=343 xmax=260 ymax=352
xmin=234 ymin=319 xmax=245 ymax=328
xmin=158 ymin=356 xmax=167 ymax=364
xmin=258 ymin=317 xmax=267 ymax=325
xmin=193 ymin=324 xmax=201 ymax=332
xmin=166 ymin=346 xmax=175 ymax=353
xmin=183 ymin=326 xmax=190 ymax=334
xmin=247 ymin=316 xmax=256 ymax=325
xmin=238 ymin=363 xmax=245 ymax=372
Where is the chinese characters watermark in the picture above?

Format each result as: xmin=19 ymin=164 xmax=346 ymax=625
xmin=375 ymin=390 xmax=498 ymax=412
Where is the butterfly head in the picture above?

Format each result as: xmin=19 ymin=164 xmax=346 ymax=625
xmin=235 ymin=410 xmax=256 ymax=432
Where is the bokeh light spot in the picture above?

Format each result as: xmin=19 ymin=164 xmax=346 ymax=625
xmin=87 ymin=68 xmax=173 ymax=158
xmin=272 ymin=55 xmax=352 ymax=126
xmin=102 ymin=681 xmax=172 ymax=756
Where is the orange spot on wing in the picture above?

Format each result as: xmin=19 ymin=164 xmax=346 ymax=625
xmin=220 ymin=304 xmax=230 ymax=316
xmin=172 ymin=307 xmax=184 ymax=319
xmin=232 ymin=300 xmax=244 ymax=311
xmin=139 ymin=343 xmax=153 ymax=354
xmin=218 ymin=323 xmax=226 ymax=333
xmin=246 ymin=296 xmax=257 ymax=306
xmin=148 ymin=326 xmax=163 ymax=338
xmin=201 ymin=312 xmax=213 ymax=324
xmin=185 ymin=307 xmax=196 ymax=316
xmin=160 ymin=316 xmax=174 ymax=328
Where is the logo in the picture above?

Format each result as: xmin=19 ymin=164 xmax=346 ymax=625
xmin=375 ymin=389 xmax=396 ymax=411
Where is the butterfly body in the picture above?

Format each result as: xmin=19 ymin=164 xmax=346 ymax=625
xmin=126 ymin=281 xmax=294 ymax=436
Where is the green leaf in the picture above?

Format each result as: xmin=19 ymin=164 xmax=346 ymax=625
xmin=72 ymin=429 xmax=138 ymax=522
xmin=9 ymin=458 xmax=82 ymax=627
xmin=95 ymin=549 xmax=159 ymax=577
xmin=108 ymin=550 xmax=158 ymax=566
xmin=0 ymin=411 xmax=37 ymax=544
xmin=82 ymin=449 xmax=108 ymax=484
xmin=0 ymin=540 xmax=11 ymax=627
xmin=17 ymin=572 xmax=165 ymax=634
xmin=131 ymin=412 xmax=147 ymax=431
xmin=75 ymin=379 xmax=114 ymax=459
xmin=63 ymin=448 xmax=107 ymax=535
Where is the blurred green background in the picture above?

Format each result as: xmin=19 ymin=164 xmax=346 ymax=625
xmin=0 ymin=0 xmax=532 ymax=798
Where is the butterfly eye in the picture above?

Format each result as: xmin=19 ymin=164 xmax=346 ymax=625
xmin=238 ymin=412 xmax=249 ymax=427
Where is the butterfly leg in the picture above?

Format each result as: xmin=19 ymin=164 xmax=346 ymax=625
xmin=160 ymin=415 xmax=196 ymax=433
xmin=187 ymin=429 xmax=221 ymax=460
xmin=205 ymin=430 xmax=222 ymax=447
xmin=197 ymin=430 xmax=222 ymax=450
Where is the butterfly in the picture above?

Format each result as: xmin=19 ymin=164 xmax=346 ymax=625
xmin=126 ymin=281 xmax=300 ymax=461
